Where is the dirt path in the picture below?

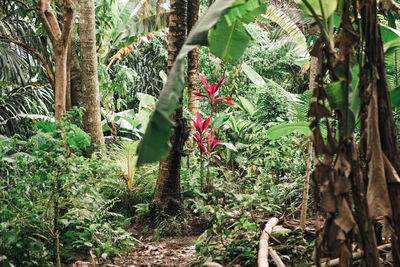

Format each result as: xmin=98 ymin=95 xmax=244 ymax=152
xmin=107 ymin=235 xmax=199 ymax=267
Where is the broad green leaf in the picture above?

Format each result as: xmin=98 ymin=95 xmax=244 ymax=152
xmin=137 ymin=93 xmax=155 ymax=110
xmin=137 ymin=0 xmax=238 ymax=166
xmin=208 ymin=0 xmax=267 ymax=62
xmin=296 ymin=0 xmax=337 ymax=20
xmin=384 ymin=38 xmax=400 ymax=54
xmin=381 ymin=24 xmax=400 ymax=43
xmin=208 ymin=19 xmax=251 ymax=62
xmin=260 ymin=6 xmax=308 ymax=57
xmin=267 ymin=122 xmax=312 ymax=140
xmin=350 ymin=63 xmax=360 ymax=119
xmin=325 ymin=80 xmax=346 ymax=110
xmin=241 ymin=63 xmax=265 ymax=86
xmin=221 ymin=142 xmax=238 ymax=152
xmin=237 ymin=96 xmax=256 ymax=115
xmin=224 ymin=0 xmax=268 ymax=25
xmin=390 ymin=86 xmax=400 ymax=108
xmin=325 ymin=80 xmax=356 ymax=136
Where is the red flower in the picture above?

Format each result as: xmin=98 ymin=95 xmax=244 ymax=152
xmin=193 ymin=75 xmax=235 ymax=107
xmin=208 ymin=132 xmax=221 ymax=152
xmin=192 ymin=112 xmax=211 ymax=152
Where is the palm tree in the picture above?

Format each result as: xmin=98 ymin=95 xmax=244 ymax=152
xmin=151 ymin=0 xmax=187 ymax=214
xmin=79 ymin=0 xmax=104 ymax=146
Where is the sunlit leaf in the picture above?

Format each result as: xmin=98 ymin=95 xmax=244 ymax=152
xmin=296 ymin=0 xmax=337 ymax=20
xmin=267 ymin=121 xmax=312 ymax=140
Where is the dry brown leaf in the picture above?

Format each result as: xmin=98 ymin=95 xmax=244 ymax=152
xmin=383 ymin=153 xmax=400 ymax=183
xmin=335 ymin=14 xmax=359 ymax=65
xmin=308 ymin=102 xmax=332 ymax=118
xmin=334 ymin=197 xmax=356 ymax=233
xmin=333 ymin=152 xmax=351 ymax=195
xmin=326 ymin=125 xmax=339 ymax=154
xmin=366 ymin=83 xmax=392 ymax=218
xmin=320 ymin=184 xmax=336 ymax=213
xmin=313 ymin=162 xmax=332 ymax=184
xmin=311 ymin=127 xmax=329 ymax=155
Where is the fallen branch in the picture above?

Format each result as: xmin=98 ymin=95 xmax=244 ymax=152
xmin=310 ymin=243 xmax=391 ymax=267
xmin=269 ymin=248 xmax=286 ymax=267
xmin=258 ymin=217 xmax=279 ymax=267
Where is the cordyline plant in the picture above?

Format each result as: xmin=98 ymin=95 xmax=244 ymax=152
xmin=192 ymin=74 xmax=233 ymax=192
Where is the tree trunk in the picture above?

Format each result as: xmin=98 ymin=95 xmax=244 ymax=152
xmin=79 ymin=0 xmax=104 ymax=147
xmin=360 ymin=0 xmax=400 ymax=264
xmin=54 ymin=44 xmax=69 ymax=119
xmin=69 ymin=24 xmax=82 ymax=107
xmin=187 ymin=0 xmax=200 ymax=119
xmin=37 ymin=0 xmax=75 ymax=121
xmin=152 ymin=0 xmax=187 ymax=214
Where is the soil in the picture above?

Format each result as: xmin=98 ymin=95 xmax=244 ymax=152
xmin=103 ymin=217 xmax=209 ymax=267
xmin=108 ymin=235 xmax=199 ymax=267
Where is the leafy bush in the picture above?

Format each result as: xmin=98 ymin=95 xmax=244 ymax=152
xmin=0 ymin=115 xmax=136 ymax=266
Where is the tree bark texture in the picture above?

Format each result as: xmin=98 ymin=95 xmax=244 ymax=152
xmin=79 ymin=0 xmax=105 ymax=146
xmin=187 ymin=0 xmax=200 ymax=116
xmin=37 ymin=0 xmax=75 ymax=120
xmin=186 ymin=0 xmax=200 ymax=148
xmin=69 ymin=25 xmax=82 ymax=107
xmin=153 ymin=0 xmax=187 ymax=209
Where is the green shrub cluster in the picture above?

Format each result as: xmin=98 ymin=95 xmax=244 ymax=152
xmin=0 ymin=112 xmax=136 ymax=266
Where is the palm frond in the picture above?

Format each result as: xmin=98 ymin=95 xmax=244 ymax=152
xmin=259 ymin=5 xmax=309 ymax=58
xmin=385 ymin=48 xmax=400 ymax=90
xmin=0 ymin=84 xmax=53 ymax=135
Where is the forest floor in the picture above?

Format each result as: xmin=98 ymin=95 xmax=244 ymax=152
xmin=109 ymin=235 xmax=198 ymax=267
xmin=105 ymin=217 xmax=209 ymax=267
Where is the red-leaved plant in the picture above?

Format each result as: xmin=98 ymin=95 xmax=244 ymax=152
xmin=192 ymin=74 xmax=234 ymax=192
xmin=194 ymin=75 xmax=235 ymax=108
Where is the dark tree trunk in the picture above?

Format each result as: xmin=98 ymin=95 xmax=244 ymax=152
xmin=152 ymin=0 xmax=188 ymax=214
xmin=360 ymin=0 xmax=400 ymax=264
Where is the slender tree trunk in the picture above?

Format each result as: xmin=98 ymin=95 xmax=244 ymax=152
xmin=66 ymin=50 xmax=71 ymax=111
xmin=69 ymin=29 xmax=82 ymax=107
xmin=54 ymin=45 xmax=69 ymax=119
xmin=37 ymin=0 xmax=75 ymax=121
xmin=79 ymin=0 xmax=104 ymax=146
xmin=187 ymin=0 xmax=200 ymax=122
xmin=300 ymin=142 xmax=312 ymax=230
xmin=152 ymin=0 xmax=187 ymax=213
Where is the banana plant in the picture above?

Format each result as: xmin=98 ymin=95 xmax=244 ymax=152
xmin=96 ymin=0 xmax=169 ymax=64
xmin=136 ymin=0 xmax=268 ymax=165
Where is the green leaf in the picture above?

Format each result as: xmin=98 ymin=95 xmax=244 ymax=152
xmin=260 ymin=6 xmax=308 ymax=58
xmin=224 ymin=0 xmax=268 ymax=25
xmin=208 ymin=19 xmax=251 ymax=62
xmin=136 ymin=0 xmax=238 ymax=166
xmin=237 ymin=96 xmax=255 ymax=115
xmin=241 ymin=62 xmax=265 ymax=86
xmin=390 ymin=86 xmax=400 ymax=108
xmin=325 ymin=80 xmax=346 ymax=110
xmin=267 ymin=122 xmax=312 ymax=140
xmin=221 ymin=142 xmax=238 ymax=152
xmin=381 ymin=24 xmax=400 ymax=44
xmin=296 ymin=0 xmax=337 ymax=19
